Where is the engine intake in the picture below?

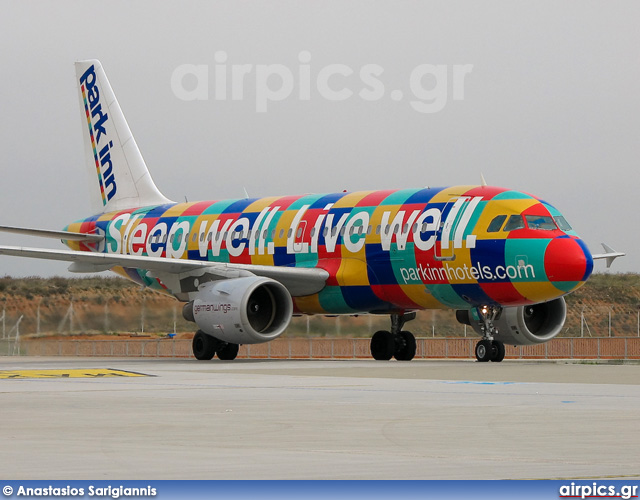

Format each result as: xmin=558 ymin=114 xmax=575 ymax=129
xmin=182 ymin=276 xmax=293 ymax=344
xmin=456 ymin=297 xmax=567 ymax=346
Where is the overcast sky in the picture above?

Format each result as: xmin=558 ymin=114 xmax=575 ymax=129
xmin=0 ymin=0 xmax=638 ymax=277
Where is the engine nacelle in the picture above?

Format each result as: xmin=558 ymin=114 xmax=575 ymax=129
xmin=456 ymin=297 xmax=567 ymax=346
xmin=182 ymin=276 xmax=293 ymax=344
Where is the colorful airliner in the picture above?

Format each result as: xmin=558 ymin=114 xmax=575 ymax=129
xmin=0 ymin=60 xmax=624 ymax=362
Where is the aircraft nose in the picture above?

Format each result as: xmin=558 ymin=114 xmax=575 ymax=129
xmin=544 ymin=236 xmax=593 ymax=289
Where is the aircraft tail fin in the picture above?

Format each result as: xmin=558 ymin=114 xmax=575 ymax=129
xmin=75 ymin=60 xmax=173 ymax=213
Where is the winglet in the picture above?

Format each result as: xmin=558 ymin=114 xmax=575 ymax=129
xmin=592 ymin=243 xmax=625 ymax=269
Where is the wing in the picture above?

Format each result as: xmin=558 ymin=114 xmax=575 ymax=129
xmin=0 ymin=244 xmax=328 ymax=297
xmin=591 ymin=243 xmax=625 ymax=269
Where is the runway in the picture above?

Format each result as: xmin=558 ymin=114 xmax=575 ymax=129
xmin=1 ymin=357 xmax=639 ymax=480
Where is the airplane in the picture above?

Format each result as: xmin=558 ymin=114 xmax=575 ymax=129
xmin=0 ymin=60 xmax=624 ymax=362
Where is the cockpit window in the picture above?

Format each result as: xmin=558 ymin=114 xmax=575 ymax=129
xmin=525 ymin=215 xmax=557 ymax=230
xmin=487 ymin=215 xmax=507 ymax=233
xmin=503 ymin=215 xmax=525 ymax=231
xmin=554 ymin=216 xmax=573 ymax=231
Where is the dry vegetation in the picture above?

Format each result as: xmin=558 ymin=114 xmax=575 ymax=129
xmin=0 ymin=273 xmax=638 ymax=339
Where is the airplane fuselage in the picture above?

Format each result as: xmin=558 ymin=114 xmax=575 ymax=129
xmin=65 ymin=184 xmax=594 ymax=315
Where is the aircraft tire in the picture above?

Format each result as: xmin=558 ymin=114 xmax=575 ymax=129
xmin=217 ymin=343 xmax=240 ymax=361
xmin=475 ymin=339 xmax=494 ymax=362
xmin=394 ymin=331 xmax=417 ymax=361
xmin=192 ymin=330 xmax=216 ymax=360
xmin=491 ymin=340 xmax=506 ymax=362
xmin=371 ymin=330 xmax=395 ymax=360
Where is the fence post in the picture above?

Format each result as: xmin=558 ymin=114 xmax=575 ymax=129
xmin=545 ymin=341 xmax=548 ymax=360
xmin=570 ymin=338 xmax=573 ymax=359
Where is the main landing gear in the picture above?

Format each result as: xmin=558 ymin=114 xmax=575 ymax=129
xmin=370 ymin=312 xmax=417 ymax=361
xmin=192 ymin=330 xmax=240 ymax=361
xmin=474 ymin=306 xmax=505 ymax=363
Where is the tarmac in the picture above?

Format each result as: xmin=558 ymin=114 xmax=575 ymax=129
xmin=0 ymin=357 xmax=639 ymax=480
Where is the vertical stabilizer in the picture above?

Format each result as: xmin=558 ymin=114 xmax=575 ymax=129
xmin=75 ymin=60 xmax=173 ymax=212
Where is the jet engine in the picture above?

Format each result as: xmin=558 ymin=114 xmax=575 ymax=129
xmin=456 ymin=297 xmax=567 ymax=346
xmin=182 ymin=276 xmax=293 ymax=344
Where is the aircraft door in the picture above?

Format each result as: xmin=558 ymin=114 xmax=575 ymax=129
xmin=434 ymin=197 xmax=463 ymax=261
xmin=434 ymin=196 xmax=481 ymax=261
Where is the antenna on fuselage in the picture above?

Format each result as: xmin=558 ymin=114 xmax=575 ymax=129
xmin=480 ymin=173 xmax=488 ymax=187
xmin=243 ymin=187 xmax=250 ymax=199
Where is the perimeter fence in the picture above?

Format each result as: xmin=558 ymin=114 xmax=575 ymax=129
xmin=6 ymin=336 xmax=640 ymax=360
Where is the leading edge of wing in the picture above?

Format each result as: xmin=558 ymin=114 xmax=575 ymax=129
xmin=0 ymin=245 xmax=329 ymax=296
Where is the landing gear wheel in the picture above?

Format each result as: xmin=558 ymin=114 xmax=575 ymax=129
xmin=491 ymin=340 xmax=505 ymax=362
xmin=217 ymin=343 xmax=239 ymax=361
xmin=394 ymin=331 xmax=416 ymax=361
xmin=371 ymin=330 xmax=395 ymax=360
xmin=192 ymin=330 xmax=216 ymax=360
xmin=475 ymin=339 xmax=494 ymax=362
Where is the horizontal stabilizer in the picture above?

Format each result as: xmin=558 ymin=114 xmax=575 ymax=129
xmin=592 ymin=243 xmax=625 ymax=269
xmin=0 ymin=225 xmax=104 ymax=243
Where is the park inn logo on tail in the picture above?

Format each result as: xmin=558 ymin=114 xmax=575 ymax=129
xmin=79 ymin=64 xmax=117 ymax=205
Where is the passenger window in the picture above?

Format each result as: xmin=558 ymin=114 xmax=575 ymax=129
xmin=503 ymin=215 xmax=525 ymax=232
xmin=525 ymin=215 xmax=557 ymax=230
xmin=487 ymin=215 xmax=507 ymax=233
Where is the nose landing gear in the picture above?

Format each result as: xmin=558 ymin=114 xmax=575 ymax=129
xmin=474 ymin=306 xmax=505 ymax=362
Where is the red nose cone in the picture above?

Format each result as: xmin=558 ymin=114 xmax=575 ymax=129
xmin=544 ymin=237 xmax=592 ymax=285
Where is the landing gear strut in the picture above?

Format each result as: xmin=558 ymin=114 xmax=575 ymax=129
xmin=370 ymin=312 xmax=417 ymax=361
xmin=192 ymin=330 xmax=240 ymax=361
xmin=474 ymin=306 xmax=505 ymax=363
